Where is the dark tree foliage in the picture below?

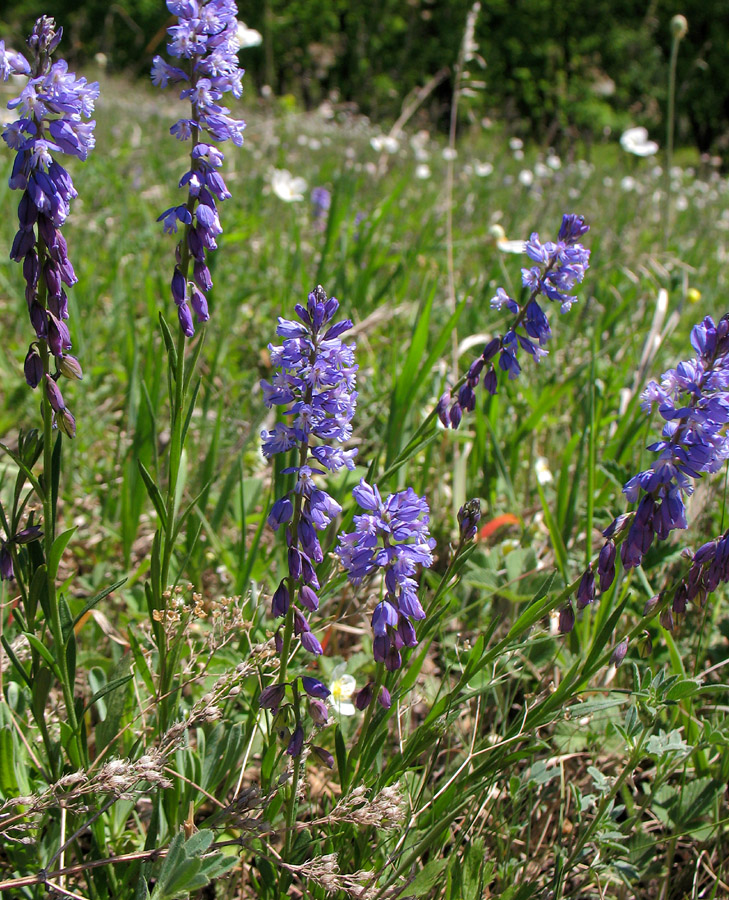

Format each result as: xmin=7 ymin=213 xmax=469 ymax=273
xmin=1 ymin=0 xmax=727 ymax=152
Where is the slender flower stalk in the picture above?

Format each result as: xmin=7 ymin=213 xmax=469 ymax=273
xmin=149 ymin=0 xmax=245 ymax=726
xmin=1 ymin=17 xmax=97 ymax=768
xmin=261 ymin=285 xmax=358 ymax=678
xmin=153 ymin=0 xmax=245 ymax=336
xmin=2 ymin=18 xmax=96 ymax=433
xmin=438 ymin=214 xmax=590 ymax=428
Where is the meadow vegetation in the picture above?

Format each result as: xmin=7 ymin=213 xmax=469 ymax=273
xmin=0 ymin=15 xmax=729 ymax=900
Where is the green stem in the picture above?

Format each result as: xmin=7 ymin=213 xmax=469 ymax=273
xmin=36 ymin=238 xmax=84 ymax=766
xmin=555 ymin=727 xmax=648 ymax=893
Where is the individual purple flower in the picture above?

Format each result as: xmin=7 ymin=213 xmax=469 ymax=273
xmin=301 ymin=675 xmax=330 ymax=700
xmin=2 ymin=17 xmax=95 ymax=434
xmin=336 ymin=480 xmax=435 ymax=669
xmin=0 ymin=542 xmax=13 ymax=581
xmin=312 ymin=745 xmax=334 ymax=768
xmin=286 ymin=723 xmax=304 ymax=758
xmin=153 ymin=0 xmax=245 ymax=335
xmin=259 ymin=683 xmax=286 ymax=711
xmin=261 ymin=286 xmax=358 ymax=656
xmin=439 ymin=214 xmax=590 ymax=428
xmin=558 ymin=602 xmax=575 ymax=634
xmin=0 ymin=521 xmax=43 ymax=581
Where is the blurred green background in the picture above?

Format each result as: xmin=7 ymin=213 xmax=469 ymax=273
xmin=2 ymin=0 xmax=728 ymax=153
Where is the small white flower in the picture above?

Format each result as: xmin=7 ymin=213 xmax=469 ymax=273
xmin=620 ymin=175 xmax=636 ymax=192
xmin=415 ymin=163 xmax=431 ymax=180
xmin=237 ymin=21 xmax=263 ymax=48
xmin=329 ymin=667 xmax=357 ymax=716
xmin=535 ymin=456 xmax=553 ymax=485
xmin=509 ymin=136 xmax=523 ymax=151
xmin=271 ymin=169 xmax=307 ymax=202
xmin=370 ymin=135 xmax=400 ymax=154
xmin=518 ymin=169 xmax=534 ymax=187
xmin=546 ymin=153 xmax=561 ymax=170
xmin=442 ymin=146 xmax=458 ymax=161
xmin=474 ymin=161 xmax=493 ymax=177
xmin=620 ymin=126 xmax=658 ymax=157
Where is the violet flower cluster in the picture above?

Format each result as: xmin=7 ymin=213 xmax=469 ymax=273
xmin=152 ymin=0 xmax=245 ymax=337
xmin=2 ymin=18 xmax=97 ymax=437
xmin=438 ymin=214 xmax=590 ymax=429
xmin=562 ymin=314 xmax=729 ymax=629
xmin=261 ymin=286 xmax=358 ymax=655
xmin=336 ymin=480 xmax=435 ymax=672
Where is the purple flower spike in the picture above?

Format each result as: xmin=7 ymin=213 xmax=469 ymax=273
xmin=262 ymin=286 xmax=359 ymax=655
xmin=440 ymin=214 xmax=590 ymax=427
xmin=2 ymin=17 xmax=95 ymax=431
xmin=337 ymin=480 xmax=435 ymax=669
xmin=604 ymin=315 xmax=729 ymax=572
xmin=153 ymin=0 xmax=245 ymax=334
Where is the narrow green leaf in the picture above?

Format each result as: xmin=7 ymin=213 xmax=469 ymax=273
xmin=159 ymin=313 xmax=177 ymax=371
xmin=22 ymin=632 xmax=60 ymax=675
xmin=83 ymin=675 xmax=134 ymax=715
xmin=72 ymin=578 xmax=127 ymax=627
xmin=138 ymin=461 xmax=168 ymax=531
xmin=1 ymin=636 xmax=32 ymax=687
xmin=0 ymin=441 xmax=44 ymax=499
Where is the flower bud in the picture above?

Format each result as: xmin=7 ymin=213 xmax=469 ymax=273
xmin=610 ymin=637 xmax=628 ymax=668
xmin=58 ymin=354 xmax=83 ymax=380
xmin=457 ymin=498 xmax=482 ymax=542
xmin=58 ymin=408 xmax=76 ymax=438
xmin=271 ymin=580 xmax=290 ymax=618
xmin=378 ymin=686 xmax=392 ymax=709
xmin=312 ymin=745 xmax=334 ymax=768
xmin=24 ymin=344 xmax=43 ymax=388
xmin=671 ymin=14 xmax=688 ymax=39
xmin=286 ymin=724 xmax=304 ymax=757
xmin=13 ymin=524 xmax=42 ymax=544
xmin=0 ymin=543 xmax=13 ymax=581
xmin=259 ymin=683 xmax=286 ymax=710
xmin=301 ymin=676 xmax=330 ymax=700
xmin=44 ymin=374 xmax=65 ymax=413
xmin=558 ymin=602 xmax=575 ymax=634
xmin=309 ymin=699 xmax=328 ymax=726
xmin=355 ymin=682 xmax=374 ymax=710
